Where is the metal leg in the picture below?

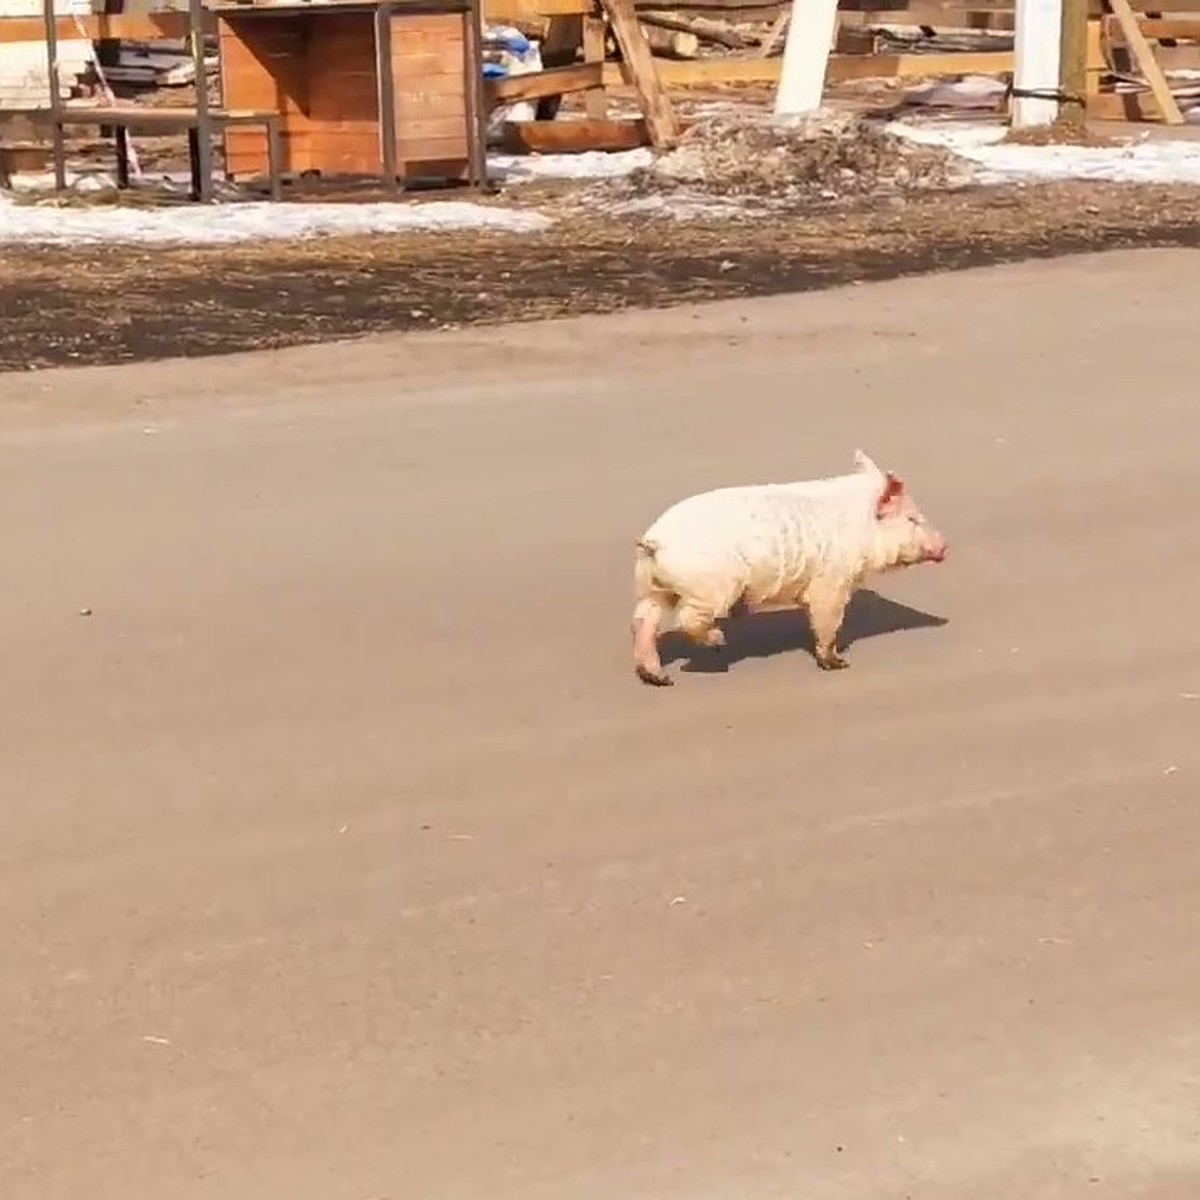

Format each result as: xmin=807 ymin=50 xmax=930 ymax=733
xmin=42 ymin=0 xmax=67 ymax=191
xmin=115 ymin=124 xmax=130 ymax=189
xmin=187 ymin=126 xmax=201 ymax=201
xmin=463 ymin=0 xmax=489 ymax=192
xmin=50 ymin=121 xmax=67 ymax=192
xmin=265 ymin=117 xmax=283 ymax=201
xmin=188 ymin=0 xmax=214 ymax=201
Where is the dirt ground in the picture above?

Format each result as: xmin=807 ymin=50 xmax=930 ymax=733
xmin=1 ymin=247 xmax=1199 ymax=1200
xmin=4 ymin=180 xmax=1200 ymax=372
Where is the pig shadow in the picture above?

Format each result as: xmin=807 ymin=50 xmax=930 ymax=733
xmin=660 ymin=589 xmax=948 ymax=675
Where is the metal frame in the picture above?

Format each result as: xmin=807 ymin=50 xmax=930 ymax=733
xmin=373 ymin=1 xmax=400 ymax=191
xmin=39 ymin=0 xmax=66 ymax=190
xmin=462 ymin=0 xmax=489 ymax=190
xmin=189 ymin=0 xmax=214 ymax=200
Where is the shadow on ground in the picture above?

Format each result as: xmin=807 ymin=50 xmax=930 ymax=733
xmin=661 ymin=589 xmax=948 ymax=675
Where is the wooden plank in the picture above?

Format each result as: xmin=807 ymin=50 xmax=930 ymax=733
xmin=499 ymin=116 xmax=649 ymax=151
xmin=601 ymin=48 xmax=1012 ymax=87
xmin=1108 ymin=0 xmax=1185 ymax=123
xmin=483 ymin=0 xmax=594 ymax=17
xmin=0 ymin=12 xmax=196 ymax=43
xmin=599 ymin=0 xmax=679 ymax=146
xmin=396 ymin=135 xmax=471 ymax=160
xmin=484 ymin=62 xmax=603 ymax=102
xmin=1106 ymin=17 xmax=1200 ymax=41
xmin=392 ymin=47 xmax=472 ymax=72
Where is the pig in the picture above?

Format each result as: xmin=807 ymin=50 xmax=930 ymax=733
xmin=630 ymin=449 xmax=948 ymax=686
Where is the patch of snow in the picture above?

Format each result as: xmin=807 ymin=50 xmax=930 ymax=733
xmin=0 ymin=194 xmax=554 ymax=246
xmin=606 ymin=192 xmax=754 ymax=221
xmin=888 ymin=118 xmax=1200 ymax=185
xmin=487 ymin=147 xmax=653 ymax=184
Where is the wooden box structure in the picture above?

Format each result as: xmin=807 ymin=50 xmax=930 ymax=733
xmin=215 ymin=0 xmax=487 ymax=187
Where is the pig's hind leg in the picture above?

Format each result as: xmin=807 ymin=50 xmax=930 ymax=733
xmin=632 ymin=595 xmax=674 ymax=687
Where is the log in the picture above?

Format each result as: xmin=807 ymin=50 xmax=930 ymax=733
xmin=639 ymin=9 xmax=756 ymax=48
xmin=500 ymin=117 xmax=650 ymax=152
xmin=642 ymin=22 xmax=701 ymax=56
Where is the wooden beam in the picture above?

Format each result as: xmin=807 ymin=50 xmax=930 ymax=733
xmin=1108 ymin=0 xmax=1185 ymax=123
xmin=599 ymin=0 xmax=679 ymax=146
xmin=484 ymin=62 xmax=603 ymax=103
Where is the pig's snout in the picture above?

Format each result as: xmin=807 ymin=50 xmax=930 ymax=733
xmin=923 ymin=531 xmax=949 ymax=563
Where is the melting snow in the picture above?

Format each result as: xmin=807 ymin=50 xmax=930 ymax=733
xmin=0 ymin=192 xmax=554 ymax=246
xmin=889 ymin=119 xmax=1200 ymax=185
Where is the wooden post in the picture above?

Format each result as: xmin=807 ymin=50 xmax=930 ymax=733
xmin=189 ymin=0 xmax=213 ymax=200
xmin=1056 ymin=0 xmax=1088 ymax=129
xmin=582 ymin=14 xmax=608 ymax=119
xmin=1011 ymin=0 xmax=1061 ymax=127
xmin=598 ymin=0 xmax=678 ymax=148
xmin=774 ymin=0 xmax=838 ymax=116
xmin=41 ymin=0 xmax=66 ymax=192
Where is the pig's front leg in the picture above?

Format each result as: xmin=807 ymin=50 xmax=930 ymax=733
xmin=805 ymin=580 xmax=852 ymax=671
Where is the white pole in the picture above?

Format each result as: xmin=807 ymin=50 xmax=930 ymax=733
xmin=773 ymin=0 xmax=839 ymax=118
xmin=1011 ymin=0 xmax=1062 ymax=127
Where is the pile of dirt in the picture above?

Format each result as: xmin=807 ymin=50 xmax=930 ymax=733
xmin=621 ymin=110 xmax=971 ymax=207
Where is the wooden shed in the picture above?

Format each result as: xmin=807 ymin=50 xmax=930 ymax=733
xmin=215 ymin=0 xmax=487 ymax=188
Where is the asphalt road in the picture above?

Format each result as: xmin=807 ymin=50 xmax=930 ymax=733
xmin=2 ymin=249 xmax=1198 ymax=1200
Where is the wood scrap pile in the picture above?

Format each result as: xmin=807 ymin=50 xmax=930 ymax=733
xmin=94 ymin=38 xmax=219 ymax=92
xmin=616 ymin=108 xmax=969 ymax=205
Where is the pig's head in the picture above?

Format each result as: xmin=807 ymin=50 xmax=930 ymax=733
xmin=854 ymin=449 xmax=949 ymax=571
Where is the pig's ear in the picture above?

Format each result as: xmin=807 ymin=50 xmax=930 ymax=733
xmin=874 ymin=471 xmax=906 ymax=518
xmin=854 ymin=448 xmax=883 ymax=476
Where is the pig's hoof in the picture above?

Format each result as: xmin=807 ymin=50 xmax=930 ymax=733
xmin=636 ymin=665 xmax=674 ymax=687
xmin=816 ymin=653 xmax=849 ymax=672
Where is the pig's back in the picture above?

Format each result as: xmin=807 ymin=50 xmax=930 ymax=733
xmin=642 ymin=484 xmax=826 ymax=601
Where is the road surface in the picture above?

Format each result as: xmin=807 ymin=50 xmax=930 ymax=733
xmin=2 ymin=249 xmax=1199 ymax=1200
